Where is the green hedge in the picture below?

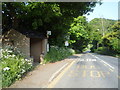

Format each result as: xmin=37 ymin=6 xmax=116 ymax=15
xmin=95 ymin=47 xmax=119 ymax=57
xmin=44 ymin=46 xmax=75 ymax=63
xmin=95 ymin=47 xmax=109 ymax=54
xmin=1 ymin=46 xmax=33 ymax=88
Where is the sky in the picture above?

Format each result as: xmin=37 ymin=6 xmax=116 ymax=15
xmin=84 ymin=0 xmax=119 ymax=22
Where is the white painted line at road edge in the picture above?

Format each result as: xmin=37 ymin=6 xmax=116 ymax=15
xmin=100 ymin=60 xmax=115 ymax=69
xmin=48 ymin=63 xmax=68 ymax=83
xmin=90 ymin=54 xmax=115 ymax=70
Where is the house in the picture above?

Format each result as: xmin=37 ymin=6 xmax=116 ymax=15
xmin=2 ymin=29 xmax=48 ymax=63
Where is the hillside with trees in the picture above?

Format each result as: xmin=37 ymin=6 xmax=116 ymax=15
xmin=88 ymin=18 xmax=119 ymax=57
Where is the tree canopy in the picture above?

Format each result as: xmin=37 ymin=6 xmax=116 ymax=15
xmin=89 ymin=18 xmax=119 ymax=55
xmin=68 ymin=16 xmax=90 ymax=52
xmin=2 ymin=2 xmax=99 ymax=48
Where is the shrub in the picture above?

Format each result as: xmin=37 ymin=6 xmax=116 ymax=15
xmin=95 ymin=47 xmax=109 ymax=54
xmin=43 ymin=46 xmax=75 ymax=63
xmin=95 ymin=47 xmax=118 ymax=57
xmin=110 ymin=38 xmax=120 ymax=54
xmin=1 ymin=46 xmax=33 ymax=88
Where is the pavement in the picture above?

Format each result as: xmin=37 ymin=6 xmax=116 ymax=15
xmin=48 ymin=53 xmax=119 ymax=89
xmin=9 ymin=55 xmax=76 ymax=88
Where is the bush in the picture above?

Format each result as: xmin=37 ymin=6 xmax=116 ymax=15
xmin=95 ymin=47 xmax=119 ymax=57
xmin=95 ymin=47 xmax=109 ymax=54
xmin=1 ymin=46 xmax=33 ymax=88
xmin=110 ymin=38 xmax=120 ymax=54
xmin=43 ymin=46 xmax=75 ymax=63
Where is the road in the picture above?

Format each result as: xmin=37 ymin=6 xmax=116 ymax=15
xmin=48 ymin=53 xmax=119 ymax=88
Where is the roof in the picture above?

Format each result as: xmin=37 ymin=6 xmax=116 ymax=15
xmin=3 ymin=29 xmax=47 ymax=39
xmin=19 ymin=30 xmax=47 ymax=39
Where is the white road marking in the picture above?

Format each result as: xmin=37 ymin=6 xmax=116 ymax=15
xmin=117 ymin=75 xmax=120 ymax=79
xmin=79 ymin=59 xmax=96 ymax=62
xmin=109 ymin=68 xmax=114 ymax=72
xmin=101 ymin=60 xmax=115 ymax=69
xmin=90 ymin=54 xmax=115 ymax=70
xmin=48 ymin=63 xmax=68 ymax=83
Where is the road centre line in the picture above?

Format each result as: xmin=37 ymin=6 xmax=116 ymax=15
xmin=90 ymin=54 xmax=115 ymax=70
xmin=79 ymin=59 xmax=96 ymax=62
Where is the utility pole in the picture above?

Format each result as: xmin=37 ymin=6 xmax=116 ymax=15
xmin=101 ymin=16 xmax=105 ymax=36
xmin=99 ymin=14 xmax=105 ymax=48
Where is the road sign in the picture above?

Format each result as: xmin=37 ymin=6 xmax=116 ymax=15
xmin=47 ymin=43 xmax=49 ymax=52
xmin=65 ymin=41 xmax=69 ymax=46
xmin=47 ymin=31 xmax=51 ymax=35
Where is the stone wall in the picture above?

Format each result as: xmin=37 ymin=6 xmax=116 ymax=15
xmin=2 ymin=29 xmax=30 ymax=58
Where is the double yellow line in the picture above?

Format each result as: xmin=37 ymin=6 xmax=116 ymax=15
xmin=47 ymin=60 xmax=76 ymax=88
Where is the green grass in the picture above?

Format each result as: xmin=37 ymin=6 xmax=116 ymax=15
xmin=43 ymin=46 xmax=75 ymax=63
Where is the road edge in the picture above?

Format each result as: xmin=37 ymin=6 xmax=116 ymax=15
xmin=47 ymin=60 xmax=75 ymax=88
xmin=48 ymin=63 xmax=68 ymax=83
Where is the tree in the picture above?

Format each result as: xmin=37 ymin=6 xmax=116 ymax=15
xmin=88 ymin=18 xmax=117 ymax=51
xmin=110 ymin=21 xmax=120 ymax=32
xmin=2 ymin=2 xmax=99 ymax=47
xmin=102 ymin=21 xmax=120 ymax=53
xmin=68 ymin=16 xmax=90 ymax=52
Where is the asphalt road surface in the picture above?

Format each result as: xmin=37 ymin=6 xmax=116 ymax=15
xmin=50 ymin=53 xmax=119 ymax=88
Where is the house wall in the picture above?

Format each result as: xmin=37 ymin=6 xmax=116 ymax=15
xmin=2 ymin=29 xmax=30 ymax=58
